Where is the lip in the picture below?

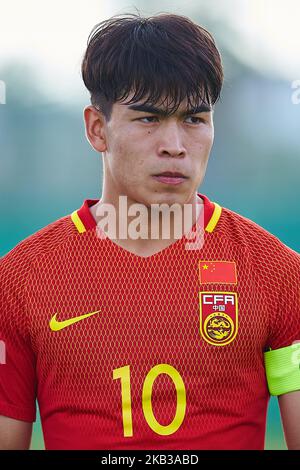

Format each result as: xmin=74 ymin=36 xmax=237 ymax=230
xmin=154 ymin=171 xmax=187 ymax=178
xmin=152 ymin=172 xmax=188 ymax=185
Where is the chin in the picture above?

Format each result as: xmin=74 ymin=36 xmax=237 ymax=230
xmin=146 ymin=190 xmax=192 ymax=207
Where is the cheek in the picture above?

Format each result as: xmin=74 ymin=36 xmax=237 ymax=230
xmin=110 ymin=141 xmax=148 ymax=183
xmin=194 ymin=128 xmax=214 ymax=156
xmin=200 ymin=126 xmax=214 ymax=145
xmin=192 ymin=129 xmax=213 ymax=172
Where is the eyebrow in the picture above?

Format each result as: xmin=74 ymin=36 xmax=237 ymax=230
xmin=127 ymin=103 xmax=212 ymax=116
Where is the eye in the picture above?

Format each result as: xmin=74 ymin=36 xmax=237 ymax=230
xmin=138 ymin=116 xmax=159 ymax=123
xmin=185 ymin=116 xmax=205 ymax=124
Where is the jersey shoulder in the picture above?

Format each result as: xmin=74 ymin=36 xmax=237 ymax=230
xmin=0 ymin=213 xmax=77 ymax=336
xmin=1 ymin=212 xmax=76 ymax=285
xmin=217 ymin=205 xmax=300 ymax=277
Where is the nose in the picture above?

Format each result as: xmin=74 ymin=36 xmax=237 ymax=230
xmin=157 ymin=121 xmax=186 ymax=158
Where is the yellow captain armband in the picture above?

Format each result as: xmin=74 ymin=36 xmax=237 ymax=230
xmin=264 ymin=343 xmax=300 ymax=396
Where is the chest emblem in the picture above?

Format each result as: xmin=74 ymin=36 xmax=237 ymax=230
xmin=199 ymin=292 xmax=238 ymax=346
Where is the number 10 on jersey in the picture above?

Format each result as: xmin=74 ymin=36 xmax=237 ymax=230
xmin=113 ymin=364 xmax=187 ymax=437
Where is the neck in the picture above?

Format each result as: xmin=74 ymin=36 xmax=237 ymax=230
xmin=90 ymin=190 xmax=203 ymax=257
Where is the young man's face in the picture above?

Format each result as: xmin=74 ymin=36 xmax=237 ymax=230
xmin=85 ymin=91 xmax=214 ymax=206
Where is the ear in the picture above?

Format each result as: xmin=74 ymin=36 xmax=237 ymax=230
xmin=83 ymin=105 xmax=107 ymax=152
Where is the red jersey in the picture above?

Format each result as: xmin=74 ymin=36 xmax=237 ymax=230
xmin=0 ymin=193 xmax=300 ymax=450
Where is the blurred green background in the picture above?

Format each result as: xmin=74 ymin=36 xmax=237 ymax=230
xmin=1 ymin=0 xmax=299 ymax=450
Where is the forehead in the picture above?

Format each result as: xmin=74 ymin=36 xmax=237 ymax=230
xmin=115 ymin=91 xmax=210 ymax=115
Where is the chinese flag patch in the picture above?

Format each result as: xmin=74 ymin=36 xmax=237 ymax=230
xmin=199 ymin=261 xmax=237 ymax=284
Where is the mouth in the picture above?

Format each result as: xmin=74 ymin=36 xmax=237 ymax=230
xmin=154 ymin=171 xmax=187 ymax=177
xmin=152 ymin=171 xmax=188 ymax=185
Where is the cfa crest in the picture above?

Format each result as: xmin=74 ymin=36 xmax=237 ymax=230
xmin=199 ymin=292 xmax=238 ymax=346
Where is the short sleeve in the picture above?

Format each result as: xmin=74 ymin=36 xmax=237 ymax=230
xmin=0 ymin=249 xmax=37 ymax=422
xmin=267 ymin=246 xmax=300 ymax=351
xmin=264 ymin=245 xmax=300 ymax=396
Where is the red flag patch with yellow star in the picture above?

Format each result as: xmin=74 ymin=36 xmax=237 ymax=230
xmin=199 ymin=261 xmax=237 ymax=284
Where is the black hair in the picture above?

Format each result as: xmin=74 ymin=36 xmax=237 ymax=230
xmin=82 ymin=12 xmax=223 ymax=120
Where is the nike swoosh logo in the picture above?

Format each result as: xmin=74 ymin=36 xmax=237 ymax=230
xmin=49 ymin=309 xmax=101 ymax=331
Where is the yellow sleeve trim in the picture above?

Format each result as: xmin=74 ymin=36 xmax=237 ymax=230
xmin=205 ymin=202 xmax=222 ymax=233
xmin=264 ymin=343 xmax=300 ymax=396
xmin=71 ymin=210 xmax=86 ymax=234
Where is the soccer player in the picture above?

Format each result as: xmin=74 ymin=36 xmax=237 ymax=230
xmin=1 ymin=13 xmax=300 ymax=450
